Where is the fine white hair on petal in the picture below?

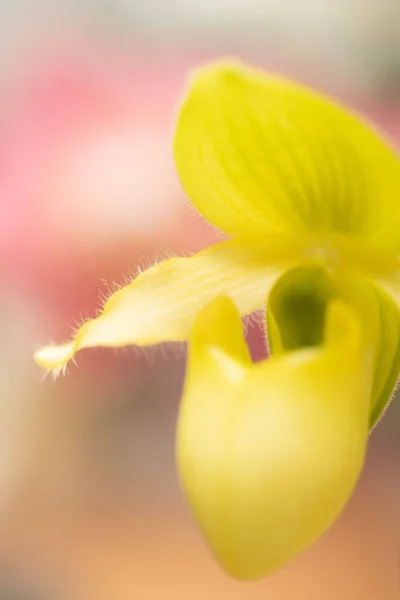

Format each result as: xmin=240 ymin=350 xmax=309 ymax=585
xmin=35 ymin=235 xmax=303 ymax=372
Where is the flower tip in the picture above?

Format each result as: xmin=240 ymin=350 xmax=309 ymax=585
xmin=34 ymin=342 xmax=75 ymax=371
xmin=186 ymin=58 xmax=246 ymax=90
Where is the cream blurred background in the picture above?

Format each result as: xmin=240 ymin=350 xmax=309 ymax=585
xmin=1 ymin=1 xmax=400 ymax=598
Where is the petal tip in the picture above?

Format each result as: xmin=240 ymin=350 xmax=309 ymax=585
xmin=34 ymin=343 xmax=75 ymax=372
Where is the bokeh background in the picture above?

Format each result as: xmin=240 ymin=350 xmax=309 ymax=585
xmin=1 ymin=1 xmax=400 ymax=598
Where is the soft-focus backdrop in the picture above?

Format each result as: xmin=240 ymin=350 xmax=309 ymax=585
xmin=1 ymin=1 xmax=400 ymax=598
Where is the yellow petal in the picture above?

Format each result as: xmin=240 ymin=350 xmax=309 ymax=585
xmin=174 ymin=61 xmax=400 ymax=248
xmin=34 ymin=234 xmax=307 ymax=371
xmin=177 ymin=295 xmax=371 ymax=580
xmin=364 ymin=282 xmax=400 ymax=427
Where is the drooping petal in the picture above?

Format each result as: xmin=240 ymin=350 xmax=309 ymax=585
xmin=266 ymin=265 xmax=400 ymax=428
xmin=34 ymin=234 xmax=306 ymax=371
xmin=177 ymin=294 xmax=372 ymax=580
xmin=174 ymin=61 xmax=400 ymax=248
xmin=368 ymin=284 xmax=400 ymax=426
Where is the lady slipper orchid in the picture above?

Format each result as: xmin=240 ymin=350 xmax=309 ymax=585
xmin=34 ymin=61 xmax=400 ymax=579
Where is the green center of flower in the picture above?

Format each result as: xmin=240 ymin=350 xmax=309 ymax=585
xmin=268 ymin=266 xmax=333 ymax=352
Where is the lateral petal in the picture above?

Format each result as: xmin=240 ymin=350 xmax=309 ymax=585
xmin=34 ymin=234 xmax=305 ymax=371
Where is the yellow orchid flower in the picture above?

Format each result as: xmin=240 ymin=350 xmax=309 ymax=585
xmin=35 ymin=61 xmax=400 ymax=579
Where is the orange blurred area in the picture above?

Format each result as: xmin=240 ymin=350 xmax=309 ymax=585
xmin=1 ymin=1 xmax=400 ymax=598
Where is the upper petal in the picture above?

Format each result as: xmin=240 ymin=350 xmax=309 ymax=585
xmin=174 ymin=61 xmax=400 ymax=247
xmin=34 ymin=234 xmax=306 ymax=372
xmin=177 ymin=295 xmax=371 ymax=580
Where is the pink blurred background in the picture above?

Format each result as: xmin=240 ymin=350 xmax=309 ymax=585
xmin=1 ymin=1 xmax=400 ymax=598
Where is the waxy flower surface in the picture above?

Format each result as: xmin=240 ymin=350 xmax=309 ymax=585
xmin=35 ymin=61 xmax=400 ymax=579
